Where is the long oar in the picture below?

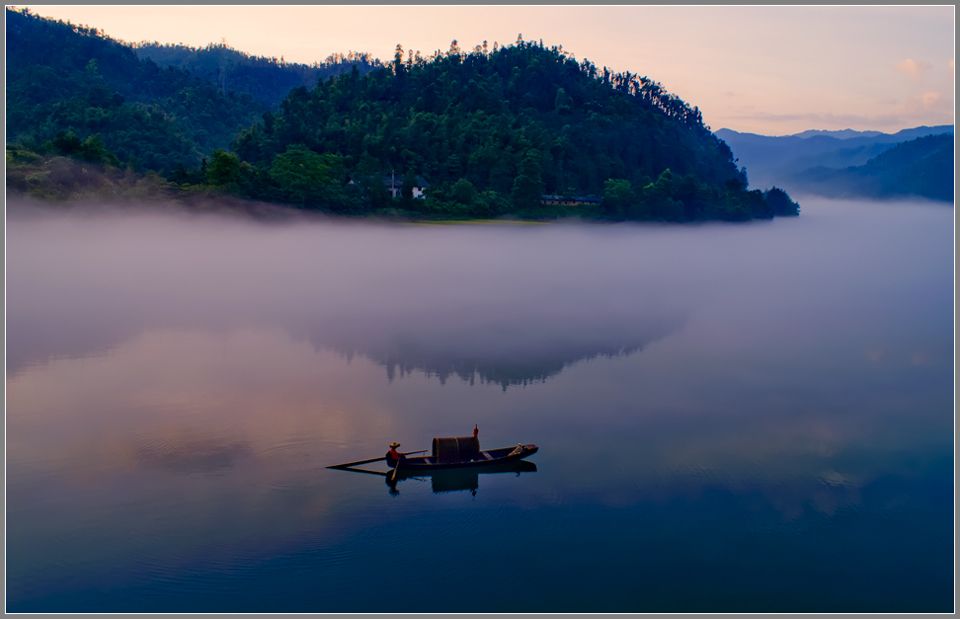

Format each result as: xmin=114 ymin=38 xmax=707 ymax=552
xmin=335 ymin=466 xmax=388 ymax=477
xmin=388 ymin=457 xmax=404 ymax=484
xmin=327 ymin=450 xmax=426 ymax=470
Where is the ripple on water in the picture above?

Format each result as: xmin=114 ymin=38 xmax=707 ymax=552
xmin=134 ymin=435 xmax=252 ymax=475
xmin=262 ymin=436 xmax=314 ymax=459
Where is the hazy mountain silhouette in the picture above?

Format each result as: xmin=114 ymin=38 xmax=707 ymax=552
xmin=789 ymin=134 xmax=953 ymax=202
xmin=791 ymin=128 xmax=885 ymax=139
xmin=716 ymin=125 xmax=954 ymax=197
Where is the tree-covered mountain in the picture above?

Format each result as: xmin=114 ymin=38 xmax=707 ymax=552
xmin=5 ymin=7 xmax=270 ymax=171
xmin=6 ymin=8 xmax=798 ymax=221
xmin=789 ymin=134 xmax=954 ymax=202
xmin=132 ymin=42 xmax=382 ymax=109
xmin=221 ymin=38 xmax=797 ymax=220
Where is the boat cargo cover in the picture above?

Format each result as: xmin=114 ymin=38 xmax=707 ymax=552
xmin=432 ymin=436 xmax=480 ymax=464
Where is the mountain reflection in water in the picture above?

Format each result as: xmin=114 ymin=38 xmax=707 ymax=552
xmin=305 ymin=310 xmax=680 ymax=389
xmin=5 ymin=198 xmax=953 ymax=613
xmin=6 ymin=203 xmax=686 ymax=386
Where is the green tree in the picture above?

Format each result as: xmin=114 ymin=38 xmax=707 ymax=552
xmin=511 ymin=149 xmax=543 ymax=213
xmin=269 ymin=144 xmax=347 ymax=208
xmin=205 ymin=149 xmax=241 ymax=186
xmin=52 ymin=130 xmax=83 ymax=156
xmin=643 ymin=169 xmax=684 ymax=221
xmin=451 ymin=177 xmax=478 ymax=206
xmin=764 ymin=186 xmax=800 ymax=216
xmin=744 ymin=188 xmax=773 ymax=219
xmin=78 ymin=133 xmax=119 ymax=165
xmin=554 ymin=86 xmax=572 ymax=115
xmin=719 ymin=178 xmax=752 ymax=221
xmin=602 ymin=178 xmax=635 ymax=219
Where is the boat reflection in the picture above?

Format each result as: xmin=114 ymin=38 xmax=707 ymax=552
xmin=388 ymin=460 xmax=538 ymax=496
xmin=331 ymin=460 xmax=537 ymax=496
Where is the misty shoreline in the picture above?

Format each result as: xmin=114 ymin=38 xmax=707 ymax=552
xmin=4 ymin=195 xmax=788 ymax=229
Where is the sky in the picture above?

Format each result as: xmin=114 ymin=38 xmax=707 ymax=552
xmin=16 ymin=5 xmax=956 ymax=136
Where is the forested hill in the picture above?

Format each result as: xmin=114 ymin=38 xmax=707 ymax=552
xmin=5 ymin=7 xmax=269 ymax=170
xmin=6 ymin=8 xmax=799 ymax=221
xmin=236 ymin=38 xmax=731 ymax=189
xmin=228 ymin=39 xmax=797 ymax=220
xmin=132 ymin=43 xmax=382 ymax=109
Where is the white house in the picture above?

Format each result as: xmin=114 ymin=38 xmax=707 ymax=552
xmin=382 ymin=173 xmax=429 ymax=199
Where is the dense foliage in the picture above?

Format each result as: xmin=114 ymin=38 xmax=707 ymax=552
xmin=7 ymin=9 xmax=799 ymax=220
xmin=6 ymin=7 xmax=268 ymax=171
xmin=133 ymin=43 xmax=382 ymax=109
xmin=226 ymin=38 xmax=796 ymax=219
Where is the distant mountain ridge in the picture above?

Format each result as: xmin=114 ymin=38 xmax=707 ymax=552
xmin=791 ymin=134 xmax=953 ymax=202
xmin=716 ymin=125 xmax=954 ymax=200
xmin=720 ymin=125 xmax=953 ymax=142
xmin=791 ymin=128 xmax=885 ymax=139
xmin=132 ymin=42 xmax=382 ymax=109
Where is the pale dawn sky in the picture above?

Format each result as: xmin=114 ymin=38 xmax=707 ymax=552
xmin=16 ymin=5 xmax=955 ymax=136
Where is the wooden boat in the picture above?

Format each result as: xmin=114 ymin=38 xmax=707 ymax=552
xmin=388 ymin=441 xmax=539 ymax=472
xmin=327 ymin=431 xmax=539 ymax=477
xmin=327 ymin=433 xmax=538 ymax=474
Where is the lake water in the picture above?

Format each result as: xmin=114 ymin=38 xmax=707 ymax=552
xmin=6 ymin=196 xmax=954 ymax=612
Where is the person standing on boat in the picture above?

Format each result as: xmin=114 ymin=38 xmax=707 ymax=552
xmin=471 ymin=425 xmax=480 ymax=460
xmin=387 ymin=442 xmax=404 ymax=467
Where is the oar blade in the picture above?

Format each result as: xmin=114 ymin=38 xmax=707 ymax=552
xmin=331 ymin=466 xmax=389 ymax=477
xmin=326 ymin=455 xmax=386 ymax=469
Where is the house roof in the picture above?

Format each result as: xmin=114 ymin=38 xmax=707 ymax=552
xmin=540 ymin=194 xmax=601 ymax=203
xmin=382 ymin=175 xmax=429 ymax=189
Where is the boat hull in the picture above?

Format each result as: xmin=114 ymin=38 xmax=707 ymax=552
xmin=389 ymin=444 xmax=538 ymax=471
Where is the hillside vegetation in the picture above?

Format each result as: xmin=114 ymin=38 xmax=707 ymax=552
xmin=133 ymin=43 xmax=381 ymax=109
xmin=6 ymin=7 xmax=271 ymax=171
xmin=223 ymin=38 xmax=798 ymax=219
xmin=6 ymin=9 xmax=799 ymax=221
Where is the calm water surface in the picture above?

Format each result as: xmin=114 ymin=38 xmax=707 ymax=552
xmin=6 ymin=197 xmax=954 ymax=612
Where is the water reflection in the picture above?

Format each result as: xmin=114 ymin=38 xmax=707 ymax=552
xmin=5 ymin=198 xmax=953 ymax=612
xmin=308 ymin=311 xmax=679 ymax=389
xmin=399 ymin=461 xmax=538 ymax=496
xmin=328 ymin=461 xmax=540 ymax=496
xmin=6 ymin=202 xmax=684 ymax=386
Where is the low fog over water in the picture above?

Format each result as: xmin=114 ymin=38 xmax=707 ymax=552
xmin=9 ymin=198 xmax=950 ymax=382
xmin=7 ymin=203 xmax=691 ymax=381
xmin=6 ymin=196 xmax=953 ymax=612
